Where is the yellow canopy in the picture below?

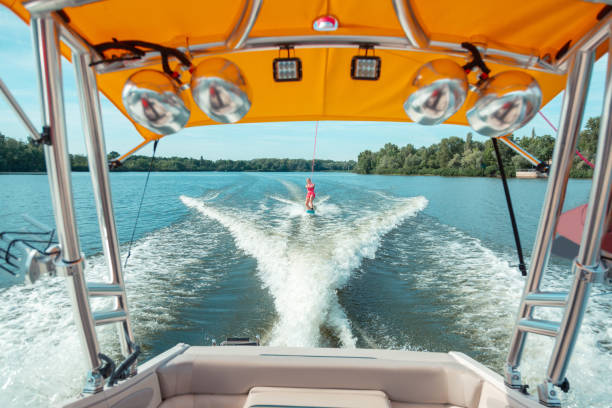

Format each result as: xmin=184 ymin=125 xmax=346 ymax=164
xmin=2 ymin=0 xmax=608 ymax=142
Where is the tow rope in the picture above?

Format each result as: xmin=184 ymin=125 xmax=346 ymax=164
xmin=124 ymin=139 xmax=159 ymax=270
xmin=311 ymin=121 xmax=319 ymax=178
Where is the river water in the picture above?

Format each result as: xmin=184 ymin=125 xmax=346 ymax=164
xmin=0 ymin=172 xmax=609 ymax=407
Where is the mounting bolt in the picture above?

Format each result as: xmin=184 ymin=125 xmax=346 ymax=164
xmin=559 ymin=377 xmax=570 ymax=393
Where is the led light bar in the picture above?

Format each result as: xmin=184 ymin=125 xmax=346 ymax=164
xmin=351 ymin=56 xmax=381 ymax=80
xmin=273 ymin=58 xmax=302 ymax=82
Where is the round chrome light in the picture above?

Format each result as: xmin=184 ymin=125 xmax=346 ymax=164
xmin=466 ymin=71 xmax=542 ymax=137
xmin=122 ymin=70 xmax=190 ymax=135
xmin=190 ymin=58 xmax=252 ymax=123
xmin=404 ymin=59 xmax=468 ymax=125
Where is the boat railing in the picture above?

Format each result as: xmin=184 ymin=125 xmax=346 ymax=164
xmin=2 ymin=10 xmax=141 ymax=394
xmin=505 ymin=32 xmax=612 ymax=407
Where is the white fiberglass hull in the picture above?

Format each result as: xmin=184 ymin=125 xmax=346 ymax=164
xmin=63 ymin=345 xmax=543 ymax=408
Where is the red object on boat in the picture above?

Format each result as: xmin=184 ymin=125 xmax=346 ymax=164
xmin=553 ymin=204 xmax=612 ymax=259
xmin=312 ymin=15 xmax=339 ymax=31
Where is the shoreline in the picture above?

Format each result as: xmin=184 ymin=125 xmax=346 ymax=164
xmin=0 ymin=171 xmax=590 ymax=179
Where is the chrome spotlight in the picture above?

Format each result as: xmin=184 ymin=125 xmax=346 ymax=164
xmin=404 ymin=59 xmax=468 ymax=125
xmin=190 ymin=58 xmax=252 ymax=123
xmin=466 ymin=71 xmax=542 ymax=137
xmin=122 ymin=70 xmax=190 ymax=135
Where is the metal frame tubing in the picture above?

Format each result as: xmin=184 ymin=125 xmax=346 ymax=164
xmin=24 ymin=0 xmax=104 ymax=14
xmin=506 ymin=49 xmax=595 ymax=369
xmin=546 ymin=57 xmax=612 ymax=386
xmin=0 ymin=77 xmax=41 ymax=142
xmin=225 ymin=0 xmax=263 ymax=50
xmin=94 ymin=36 xmax=557 ymax=75
xmin=31 ymin=14 xmax=103 ymax=390
xmin=114 ymin=139 xmax=152 ymax=164
xmin=73 ymin=49 xmax=136 ymax=359
xmin=391 ymin=0 xmax=429 ymax=48
xmin=555 ymin=12 xmax=612 ymax=72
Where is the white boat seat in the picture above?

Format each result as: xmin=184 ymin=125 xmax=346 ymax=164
xmin=155 ymin=349 xmax=483 ymax=408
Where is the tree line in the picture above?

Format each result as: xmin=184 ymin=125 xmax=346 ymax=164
xmin=106 ymin=151 xmax=355 ymax=172
xmin=1 ymin=117 xmax=599 ymax=177
xmin=355 ymin=117 xmax=599 ymax=178
xmin=0 ymin=133 xmax=354 ymax=173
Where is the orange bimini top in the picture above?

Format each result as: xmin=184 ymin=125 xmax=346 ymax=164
xmin=1 ymin=0 xmax=610 ymax=144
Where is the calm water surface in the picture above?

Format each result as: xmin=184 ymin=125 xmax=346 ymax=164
xmin=0 ymin=172 xmax=609 ymax=407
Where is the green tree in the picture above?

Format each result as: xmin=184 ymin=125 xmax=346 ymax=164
xmin=356 ymin=150 xmax=375 ymax=174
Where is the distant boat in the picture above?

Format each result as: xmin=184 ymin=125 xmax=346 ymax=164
xmin=516 ymin=169 xmax=547 ymax=179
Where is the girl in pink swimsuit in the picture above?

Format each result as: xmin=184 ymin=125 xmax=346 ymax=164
xmin=305 ymin=178 xmax=315 ymax=210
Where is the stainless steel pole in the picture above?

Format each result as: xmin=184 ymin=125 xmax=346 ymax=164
xmin=546 ymin=57 xmax=612 ymax=385
xmin=73 ymin=49 xmax=136 ymax=358
xmin=0 ymin=77 xmax=41 ymax=142
xmin=506 ymin=49 xmax=594 ymax=369
xmin=31 ymin=14 xmax=104 ymax=393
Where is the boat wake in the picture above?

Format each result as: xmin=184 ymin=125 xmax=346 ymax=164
xmin=0 ymin=218 xmax=225 ymax=407
xmin=269 ymin=194 xmax=336 ymax=218
xmin=402 ymin=221 xmax=612 ymax=407
xmin=180 ymin=194 xmax=428 ymax=347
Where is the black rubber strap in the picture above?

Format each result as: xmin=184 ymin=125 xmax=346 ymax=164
xmin=492 ymin=138 xmax=527 ymax=276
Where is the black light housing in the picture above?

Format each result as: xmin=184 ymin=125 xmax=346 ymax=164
xmin=351 ymin=55 xmax=381 ymax=80
xmin=273 ymin=57 xmax=302 ymax=82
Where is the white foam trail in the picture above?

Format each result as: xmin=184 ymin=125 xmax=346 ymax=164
xmin=0 ymin=278 xmax=86 ymax=407
xmin=203 ymin=191 xmax=220 ymax=201
xmin=409 ymin=225 xmax=612 ymax=408
xmin=181 ymin=195 xmax=427 ymax=347
xmin=0 ymin=218 xmax=221 ymax=408
xmin=278 ymin=179 xmax=303 ymax=200
xmin=270 ymin=195 xmax=300 ymax=207
xmin=370 ymin=191 xmax=409 ymax=202
xmin=316 ymin=195 xmax=331 ymax=205
xmin=270 ymin=194 xmax=338 ymax=218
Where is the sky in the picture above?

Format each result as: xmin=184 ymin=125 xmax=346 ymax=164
xmin=0 ymin=7 xmax=608 ymax=161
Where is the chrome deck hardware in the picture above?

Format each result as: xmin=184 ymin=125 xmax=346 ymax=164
xmin=505 ymin=28 xmax=612 ymax=407
xmin=29 ymin=12 xmax=138 ymax=394
xmin=220 ymin=336 xmax=261 ymax=346
xmin=0 ymin=215 xmax=58 ymax=282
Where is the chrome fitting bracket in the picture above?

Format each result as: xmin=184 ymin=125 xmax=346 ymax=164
xmin=23 ymin=244 xmax=60 ymax=284
xmin=573 ymin=259 xmax=609 ymax=285
xmin=537 ymin=381 xmax=561 ymax=407
xmin=54 ymin=253 xmax=86 ymax=277
xmin=504 ymin=364 xmax=523 ymax=390
xmin=82 ymin=369 xmax=104 ymax=394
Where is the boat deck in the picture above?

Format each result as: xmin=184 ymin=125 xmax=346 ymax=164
xmin=63 ymin=345 xmax=543 ymax=408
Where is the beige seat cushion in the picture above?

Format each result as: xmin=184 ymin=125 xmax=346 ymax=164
xmin=158 ymin=394 xmax=246 ymax=408
xmin=243 ymin=387 xmax=391 ymax=408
